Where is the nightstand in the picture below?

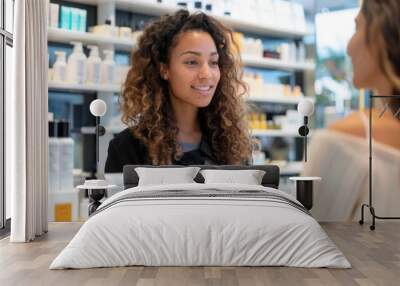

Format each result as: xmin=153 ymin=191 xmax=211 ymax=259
xmin=289 ymin=177 xmax=321 ymax=210
xmin=77 ymin=180 xmax=116 ymax=215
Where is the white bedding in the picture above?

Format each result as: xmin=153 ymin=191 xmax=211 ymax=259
xmin=50 ymin=183 xmax=351 ymax=269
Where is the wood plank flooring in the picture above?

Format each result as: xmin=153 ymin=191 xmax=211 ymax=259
xmin=0 ymin=222 xmax=399 ymax=286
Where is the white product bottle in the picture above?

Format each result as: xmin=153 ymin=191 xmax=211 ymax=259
xmin=86 ymin=45 xmax=102 ymax=84
xmin=57 ymin=121 xmax=74 ymax=193
xmin=248 ymin=38 xmax=256 ymax=57
xmin=100 ymin=50 xmax=115 ymax=84
xmin=223 ymin=0 xmax=233 ymax=16
xmin=53 ymin=51 xmax=67 ymax=82
xmin=67 ymin=41 xmax=87 ymax=84
xmin=48 ymin=116 xmax=60 ymax=193
xmin=297 ymin=42 xmax=306 ymax=62
xmin=49 ymin=3 xmax=60 ymax=28
xmin=255 ymin=39 xmax=263 ymax=58
xmin=290 ymin=42 xmax=297 ymax=63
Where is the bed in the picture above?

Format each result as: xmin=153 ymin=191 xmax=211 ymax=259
xmin=50 ymin=165 xmax=350 ymax=269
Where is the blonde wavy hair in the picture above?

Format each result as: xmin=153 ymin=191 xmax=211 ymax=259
xmin=121 ymin=10 xmax=252 ymax=165
xmin=362 ymin=0 xmax=400 ymax=113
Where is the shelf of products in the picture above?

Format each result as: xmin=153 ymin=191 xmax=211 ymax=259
xmin=48 ymin=80 xmax=311 ymax=105
xmin=81 ymin=126 xmax=306 ymax=139
xmin=114 ymin=0 xmax=308 ymax=38
xmin=44 ymin=0 xmax=316 ymax=224
xmin=48 ymin=27 xmax=135 ymax=51
xmin=241 ymin=55 xmax=315 ymax=72
xmin=81 ymin=125 xmax=125 ymax=135
xmin=48 ymin=81 xmax=121 ymax=93
xmin=251 ymin=129 xmax=301 ymax=137
xmin=81 ymin=126 xmax=306 ymax=137
xmin=48 ymin=28 xmax=313 ymax=71
xmin=62 ymin=0 xmax=308 ymax=38
xmin=247 ymin=95 xmax=310 ymax=104
xmin=48 ymin=0 xmax=314 ymax=181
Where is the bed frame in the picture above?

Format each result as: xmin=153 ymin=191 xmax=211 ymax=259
xmin=88 ymin=165 xmax=280 ymax=215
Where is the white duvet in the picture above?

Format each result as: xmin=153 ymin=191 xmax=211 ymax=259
xmin=50 ymin=183 xmax=351 ymax=269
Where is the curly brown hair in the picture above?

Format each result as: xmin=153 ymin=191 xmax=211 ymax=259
xmin=121 ymin=9 xmax=252 ymax=165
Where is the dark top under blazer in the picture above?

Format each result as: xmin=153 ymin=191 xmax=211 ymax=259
xmin=105 ymin=128 xmax=219 ymax=173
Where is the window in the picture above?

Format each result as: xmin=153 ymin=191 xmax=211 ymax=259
xmin=1 ymin=0 xmax=14 ymax=233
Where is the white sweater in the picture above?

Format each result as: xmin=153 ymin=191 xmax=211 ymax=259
xmin=301 ymin=128 xmax=400 ymax=222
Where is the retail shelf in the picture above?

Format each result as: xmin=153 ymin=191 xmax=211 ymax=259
xmin=113 ymin=0 xmax=308 ymax=38
xmin=116 ymin=0 xmax=177 ymax=16
xmin=64 ymin=0 xmax=99 ymax=5
xmin=242 ymin=55 xmax=315 ymax=71
xmin=81 ymin=125 xmax=125 ymax=135
xmin=48 ymin=81 xmax=122 ymax=93
xmin=81 ymin=126 xmax=96 ymax=135
xmin=247 ymin=95 xmax=316 ymax=104
xmin=246 ymin=95 xmax=309 ymax=104
xmin=47 ymin=32 xmax=313 ymax=72
xmin=64 ymin=0 xmax=308 ymax=38
xmin=81 ymin=126 xmax=303 ymax=138
xmin=48 ymin=27 xmax=135 ymax=51
xmin=251 ymin=129 xmax=301 ymax=137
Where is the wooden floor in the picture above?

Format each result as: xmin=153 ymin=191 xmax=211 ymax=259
xmin=0 ymin=222 xmax=399 ymax=286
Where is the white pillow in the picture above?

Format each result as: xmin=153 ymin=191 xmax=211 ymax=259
xmin=200 ymin=169 xmax=266 ymax=185
xmin=135 ymin=167 xmax=201 ymax=186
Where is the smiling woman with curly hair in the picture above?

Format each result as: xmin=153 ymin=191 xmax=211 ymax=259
xmin=105 ymin=9 xmax=252 ymax=171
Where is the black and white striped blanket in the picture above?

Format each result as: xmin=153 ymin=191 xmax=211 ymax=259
xmin=92 ymin=188 xmax=310 ymax=217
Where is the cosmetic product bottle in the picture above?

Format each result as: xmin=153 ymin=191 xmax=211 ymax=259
xmin=60 ymin=6 xmax=72 ymax=30
xmin=119 ymin=26 xmax=132 ymax=39
xmin=223 ymin=0 xmax=232 ymax=16
xmin=105 ymin=19 xmax=119 ymax=37
xmin=79 ymin=9 xmax=87 ymax=32
xmin=194 ymin=1 xmax=202 ymax=10
xmin=57 ymin=121 xmax=74 ymax=193
xmin=290 ymin=42 xmax=297 ymax=62
xmin=67 ymin=41 xmax=87 ymax=84
xmin=255 ymin=39 xmax=263 ymax=58
xmin=254 ymin=74 xmax=264 ymax=97
xmin=100 ymin=50 xmax=115 ymax=84
xmin=294 ymin=86 xmax=302 ymax=97
xmin=252 ymin=138 xmax=266 ymax=165
xmin=86 ymin=46 xmax=102 ymax=84
xmin=251 ymin=113 xmax=260 ymax=130
xmin=204 ymin=2 xmax=212 ymax=12
xmin=283 ymin=85 xmax=291 ymax=97
xmin=48 ymin=115 xmax=60 ymax=193
xmin=114 ymin=65 xmax=130 ymax=85
xmin=297 ymin=42 xmax=306 ymax=62
xmin=260 ymin=113 xmax=267 ymax=130
xmin=279 ymin=43 xmax=290 ymax=62
xmin=176 ymin=1 xmax=188 ymax=8
xmin=248 ymin=38 xmax=256 ymax=57
xmin=53 ymin=51 xmax=67 ymax=82
xmin=49 ymin=3 xmax=59 ymax=28
xmin=89 ymin=19 xmax=118 ymax=37
xmin=70 ymin=7 xmax=80 ymax=32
